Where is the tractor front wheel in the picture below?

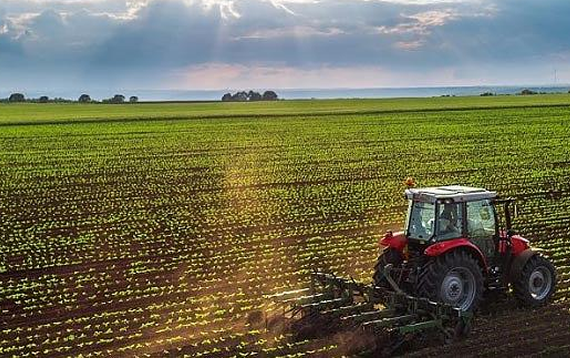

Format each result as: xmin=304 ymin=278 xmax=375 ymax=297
xmin=513 ymin=255 xmax=556 ymax=307
xmin=373 ymin=248 xmax=403 ymax=288
xmin=417 ymin=250 xmax=483 ymax=312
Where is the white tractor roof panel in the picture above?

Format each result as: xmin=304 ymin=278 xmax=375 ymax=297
xmin=405 ymin=185 xmax=497 ymax=203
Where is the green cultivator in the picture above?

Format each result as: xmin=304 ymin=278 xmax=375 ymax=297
xmin=272 ymin=268 xmax=472 ymax=355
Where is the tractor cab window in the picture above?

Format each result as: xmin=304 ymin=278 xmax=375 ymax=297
xmin=467 ymin=199 xmax=497 ymax=258
xmin=467 ymin=200 xmax=496 ymax=238
xmin=407 ymin=201 xmax=435 ymax=240
xmin=436 ymin=202 xmax=463 ymax=240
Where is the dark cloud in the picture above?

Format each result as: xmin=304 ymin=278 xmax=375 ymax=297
xmin=429 ymin=0 xmax=570 ymax=63
xmin=0 ymin=0 xmax=134 ymax=16
xmin=0 ymin=9 xmax=24 ymax=63
xmin=93 ymin=0 xmax=223 ymax=67
xmin=0 ymin=0 xmax=569 ymax=90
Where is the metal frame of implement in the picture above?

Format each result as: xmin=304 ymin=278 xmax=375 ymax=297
xmin=271 ymin=267 xmax=472 ymax=346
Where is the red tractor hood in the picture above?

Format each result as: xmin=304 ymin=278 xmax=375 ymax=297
xmin=379 ymin=231 xmax=407 ymax=251
xmin=499 ymin=230 xmax=530 ymax=255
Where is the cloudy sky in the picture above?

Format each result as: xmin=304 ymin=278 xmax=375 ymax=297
xmin=1 ymin=0 xmax=569 ymax=92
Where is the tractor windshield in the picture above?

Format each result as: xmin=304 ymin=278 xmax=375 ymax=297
xmin=406 ymin=201 xmax=435 ymax=240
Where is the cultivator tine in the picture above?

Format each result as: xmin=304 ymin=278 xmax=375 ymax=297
xmin=281 ymin=293 xmax=327 ymax=305
xmin=361 ymin=314 xmax=416 ymax=329
xmin=321 ymin=303 xmax=373 ymax=317
xmin=398 ymin=319 xmax=442 ymax=334
xmin=300 ymin=297 xmax=347 ymax=310
xmin=341 ymin=309 xmax=397 ymax=324
xmin=269 ymin=288 xmax=312 ymax=301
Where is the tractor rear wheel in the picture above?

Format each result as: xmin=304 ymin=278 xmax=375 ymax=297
xmin=417 ymin=250 xmax=483 ymax=312
xmin=513 ymin=255 xmax=556 ymax=307
xmin=373 ymin=248 xmax=403 ymax=288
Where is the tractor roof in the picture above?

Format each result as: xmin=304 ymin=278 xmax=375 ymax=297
xmin=405 ymin=185 xmax=497 ymax=203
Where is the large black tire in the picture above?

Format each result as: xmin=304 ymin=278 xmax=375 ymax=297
xmin=512 ymin=254 xmax=556 ymax=307
xmin=373 ymin=248 xmax=403 ymax=288
xmin=417 ymin=250 xmax=484 ymax=312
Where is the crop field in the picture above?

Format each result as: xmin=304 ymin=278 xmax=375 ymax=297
xmin=1 ymin=95 xmax=570 ymax=357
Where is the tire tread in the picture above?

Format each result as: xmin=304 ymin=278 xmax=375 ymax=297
xmin=416 ymin=250 xmax=484 ymax=311
xmin=512 ymin=254 xmax=557 ymax=307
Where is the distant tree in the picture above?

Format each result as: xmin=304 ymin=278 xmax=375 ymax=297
xmin=262 ymin=90 xmax=278 ymax=101
xmin=129 ymin=96 xmax=139 ymax=103
xmin=480 ymin=92 xmax=494 ymax=96
xmin=248 ymin=91 xmax=263 ymax=101
xmin=78 ymin=94 xmax=92 ymax=103
xmin=111 ymin=94 xmax=125 ymax=103
xmin=232 ymin=91 xmax=248 ymax=102
xmin=39 ymin=96 xmax=49 ymax=103
xmin=8 ymin=93 xmax=25 ymax=102
xmin=221 ymin=93 xmax=232 ymax=101
xmin=519 ymin=89 xmax=537 ymax=95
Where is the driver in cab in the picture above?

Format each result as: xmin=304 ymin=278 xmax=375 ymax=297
xmin=438 ymin=204 xmax=461 ymax=239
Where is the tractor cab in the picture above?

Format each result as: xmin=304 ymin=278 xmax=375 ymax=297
xmin=404 ymin=186 xmax=500 ymax=259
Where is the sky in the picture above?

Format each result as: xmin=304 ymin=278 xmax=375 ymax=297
xmin=1 ymin=0 xmax=570 ymax=93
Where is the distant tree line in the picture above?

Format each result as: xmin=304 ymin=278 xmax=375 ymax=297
xmin=479 ymin=89 xmax=570 ymax=96
xmin=221 ymin=90 xmax=279 ymax=102
xmin=0 ymin=93 xmax=74 ymax=103
xmin=0 ymin=93 xmax=139 ymax=104
xmin=101 ymin=94 xmax=139 ymax=104
xmin=518 ymin=89 xmax=549 ymax=95
xmin=519 ymin=89 xmax=539 ymax=95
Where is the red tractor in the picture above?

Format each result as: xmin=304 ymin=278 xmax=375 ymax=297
xmin=375 ymin=185 xmax=556 ymax=311
xmin=272 ymin=186 xmax=556 ymax=352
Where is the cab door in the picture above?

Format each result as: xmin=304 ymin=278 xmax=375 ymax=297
xmin=466 ymin=199 xmax=498 ymax=260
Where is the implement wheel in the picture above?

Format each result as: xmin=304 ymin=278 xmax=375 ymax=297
xmin=373 ymin=248 xmax=403 ymax=288
xmin=513 ymin=254 xmax=556 ymax=307
xmin=417 ymin=250 xmax=483 ymax=311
